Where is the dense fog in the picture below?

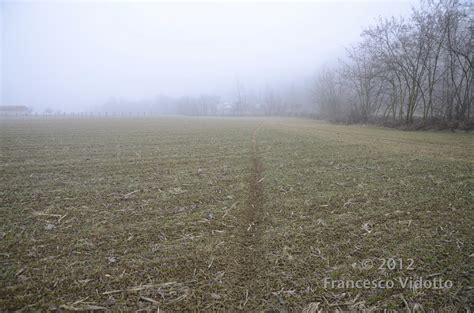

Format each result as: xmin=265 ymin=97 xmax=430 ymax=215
xmin=1 ymin=1 xmax=415 ymax=114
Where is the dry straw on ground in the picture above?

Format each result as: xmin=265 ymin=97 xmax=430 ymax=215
xmin=1 ymin=117 xmax=472 ymax=311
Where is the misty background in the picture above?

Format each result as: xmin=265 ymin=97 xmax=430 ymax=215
xmin=1 ymin=1 xmax=415 ymax=114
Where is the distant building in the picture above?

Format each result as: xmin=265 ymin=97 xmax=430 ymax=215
xmin=220 ymin=102 xmax=234 ymax=115
xmin=0 ymin=106 xmax=30 ymax=116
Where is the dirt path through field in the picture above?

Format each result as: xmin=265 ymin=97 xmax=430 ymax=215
xmin=224 ymin=123 xmax=266 ymax=309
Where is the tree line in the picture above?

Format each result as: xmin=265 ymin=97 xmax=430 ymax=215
xmin=315 ymin=0 xmax=472 ymax=126
xmin=101 ymin=0 xmax=471 ymax=128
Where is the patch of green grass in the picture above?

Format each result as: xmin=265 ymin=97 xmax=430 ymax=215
xmin=0 ymin=117 xmax=472 ymax=311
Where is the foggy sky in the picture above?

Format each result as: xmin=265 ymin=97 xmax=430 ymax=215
xmin=1 ymin=0 xmax=415 ymax=112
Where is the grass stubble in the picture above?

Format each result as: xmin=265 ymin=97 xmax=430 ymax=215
xmin=0 ymin=117 xmax=472 ymax=311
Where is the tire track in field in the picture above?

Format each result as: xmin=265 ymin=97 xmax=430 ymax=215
xmin=225 ymin=123 xmax=265 ymax=309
